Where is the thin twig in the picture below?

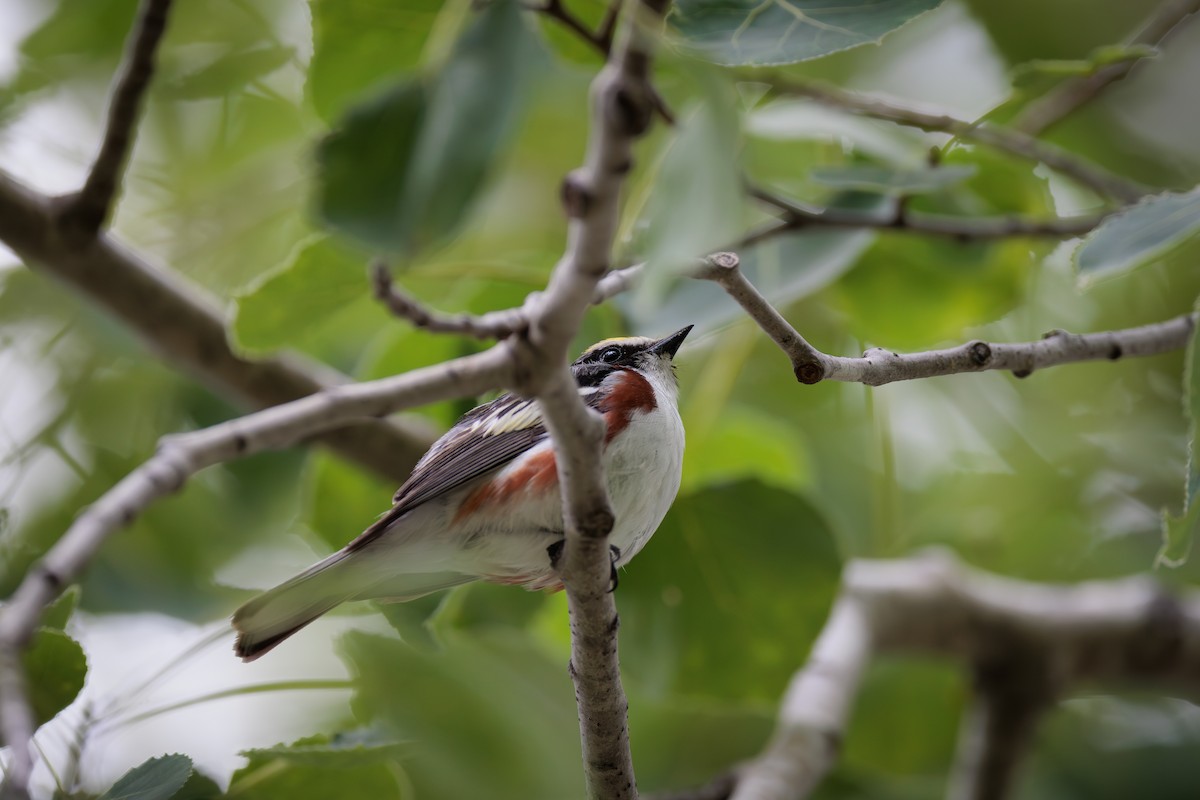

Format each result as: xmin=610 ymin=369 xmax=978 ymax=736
xmin=532 ymin=0 xmax=612 ymax=56
xmin=749 ymin=184 xmax=1113 ymax=241
xmin=765 ymin=78 xmax=1150 ymax=204
xmin=724 ymin=550 xmax=1200 ymax=800
xmin=0 ymin=174 xmax=433 ymax=483
xmin=1014 ymin=0 xmax=1200 ymax=135
xmin=698 ymin=252 xmax=1195 ymax=386
xmin=371 ymin=261 xmax=529 ymax=339
xmin=62 ymin=0 xmax=173 ymax=234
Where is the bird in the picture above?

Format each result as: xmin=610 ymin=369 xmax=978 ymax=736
xmin=232 ymin=325 xmax=692 ymax=661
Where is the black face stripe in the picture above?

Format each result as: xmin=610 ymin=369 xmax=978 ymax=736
xmin=571 ymin=341 xmax=650 ymax=369
xmin=573 ymin=362 xmax=617 ymax=387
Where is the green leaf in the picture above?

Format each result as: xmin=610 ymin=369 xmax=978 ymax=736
xmin=341 ymin=630 xmax=583 ymax=799
xmin=682 ymin=405 xmax=812 ymax=494
xmin=240 ymin=727 xmax=410 ymax=769
xmin=22 ymin=628 xmax=87 ymax=727
xmin=159 ymin=45 xmax=295 ymax=101
xmin=1159 ymin=304 xmax=1200 ymax=568
xmin=309 ymin=0 xmax=444 ymax=122
xmin=228 ymin=734 xmax=404 ymax=800
xmin=316 ymin=0 xmax=543 ymax=255
xmin=231 ymin=236 xmax=369 ymax=356
xmin=304 ymin=452 xmax=396 ymax=552
xmin=618 ymin=480 xmax=841 ymax=701
xmin=98 ymin=754 xmax=192 ymax=800
xmin=633 ymin=69 xmax=745 ymax=317
xmin=1075 ymin=189 xmax=1200 ymax=281
xmin=810 ymin=164 xmax=977 ymax=194
xmin=41 ymin=585 xmax=81 ymax=630
xmin=670 ymin=0 xmax=945 ymax=67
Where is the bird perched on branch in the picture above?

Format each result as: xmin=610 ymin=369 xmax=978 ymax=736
xmin=233 ymin=326 xmax=692 ymax=660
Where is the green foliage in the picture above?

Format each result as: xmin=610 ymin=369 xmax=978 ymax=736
xmin=317 ymin=0 xmax=544 ymax=255
xmin=670 ymin=0 xmax=945 ymax=66
xmin=619 ymin=480 xmax=841 ymax=701
xmin=4 ymin=0 xmax=1200 ymax=796
xmin=231 ymin=237 xmax=370 ymax=357
xmin=229 ymin=735 xmax=405 ymax=800
xmin=342 ymin=630 xmax=585 ymax=799
xmin=21 ymin=628 xmax=86 ymax=727
xmin=98 ymin=754 xmax=193 ymax=800
xmin=1160 ymin=308 xmax=1200 ymax=567
xmin=1075 ymin=189 xmax=1200 ymax=281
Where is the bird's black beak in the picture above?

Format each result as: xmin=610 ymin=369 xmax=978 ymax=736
xmin=649 ymin=325 xmax=693 ymax=359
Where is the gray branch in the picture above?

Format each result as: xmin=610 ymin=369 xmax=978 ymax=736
xmin=725 ymin=551 xmax=1200 ymax=800
xmin=371 ymin=260 xmax=530 ymax=340
xmin=0 ymin=174 xmax=434 ymax=482
xmin=696 ymin=252 xmax=1194 ymax=386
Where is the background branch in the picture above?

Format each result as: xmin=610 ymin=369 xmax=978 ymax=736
xmin=1014 ymin=0 xmax=1200 ymax=135
xmin=763 ymin=79 xmax=1149 ymax=203
xmin=748 ymin=185 xmax=1112 ymax=241
xmin=0 ymin=174 xmax=434 ymax=483
xmin=726 ymin=550 xmax=1200 ymax=800
xmin=371 ymin=261 xmax=529 ymax=339
xmin=61 ymin=0 xmax=173 ymax=235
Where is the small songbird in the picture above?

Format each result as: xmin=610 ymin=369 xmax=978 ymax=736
xmin=233 ymin=325 xmax=692 ymax=660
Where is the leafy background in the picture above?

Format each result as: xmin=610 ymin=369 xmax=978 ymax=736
xmin=2 ymin=0 xmax=1200 ymax=797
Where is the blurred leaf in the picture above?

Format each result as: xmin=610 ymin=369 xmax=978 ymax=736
xmin=682 ymin=405 xmax=812 ymax=493
xmin=309 ymin=0 xmax=443 ymax=122
xmin=1159 ymin=304 xmax=1200 ymax=568
xmin=159 ymin=45 xmax=295 ymax=101
xmin=436 ymin=581 xmax=548 ymax=633
xmin=841 ymin=659 xmax=963 ymax=774
xmin=317 ymin=0 xmax=543 ymax=254
xmin=6 ymin=0 xmax=138 ymax=99
xmin=631 ymin=699 xmax=773 ymax=793
xmin=241 ymin=726 xmax=410 ymax=768
xmin=810 ymin=164 xmax=977 ymax=194
xmin=377 ymin=593 xmax=448 ymax=652
xmin=228 ymin=734 xmax=403 ymax=800
xmin=98 ymin=754 xmax=192 ymax=800
xmin=637 ymin=227 xmax=873 ymax=335
xmin=231 ymin=237 xmax=368 ymax=357
xmin=618 ymin=480 xmax=840 ymax=701
xmin=342 ymin=630 xmax=583 ymax=799
xmin=21 ymin=628 xmax=86 ymax=727
xmin=304 ymin=452 xmax=395 ymax=552
xmin=41 ymin=585 xmax=81 ymax=630
xmin=1075 ymin=189 xmax=1200 ymax=281
xmin=634 ymin=69 xmax=745 ymax=317
xmin=670 ymin=0 xmax=945 ymax=66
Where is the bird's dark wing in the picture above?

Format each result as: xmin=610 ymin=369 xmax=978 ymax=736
xmin=345 ymin=393 xmax=556 ymax=550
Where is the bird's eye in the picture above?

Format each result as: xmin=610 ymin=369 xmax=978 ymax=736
xmin=600 ymin=347 xmax=622 ymax=364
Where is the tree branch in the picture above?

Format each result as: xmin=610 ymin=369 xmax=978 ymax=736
xmin=1014 ymin=0 xmax=1200 ymax=136
xmin=531 ymin=0 xmax=615 ymax=57
xmin=748 ymin=185 xmax=1113 ymax=241
xmin=763 ymin=78 xmax=1149 ymax=204
xmin=518 ymin=2 xmax=673 ymax=796
xmin=61 ymin=0 xmax=173 ymax=235
xmin=697 ymin=252 xmax=1194 ymax=386
xmin=0 ymin=348 xmax=514 ymax=796
xmin=725 ymin=550 xmax=1200 ymax=800
xmin=371 ymin=261 xmax=529 ymax=339
xmin=0 ymin=174 xmax=434 ymax=483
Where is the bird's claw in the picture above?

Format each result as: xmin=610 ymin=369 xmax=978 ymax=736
xmin=545 ymin=540 xmax=620 ymax=592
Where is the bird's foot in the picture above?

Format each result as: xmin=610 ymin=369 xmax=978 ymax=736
xmin=544 ymin=540 xmax=621 ymax=592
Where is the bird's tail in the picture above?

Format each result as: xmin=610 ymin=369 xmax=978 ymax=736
xmin=232 ymin=548 xmax=472 ymax=661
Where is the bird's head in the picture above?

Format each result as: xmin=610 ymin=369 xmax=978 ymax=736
xmin=571 ymin=325 xmax=693 ymax=389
